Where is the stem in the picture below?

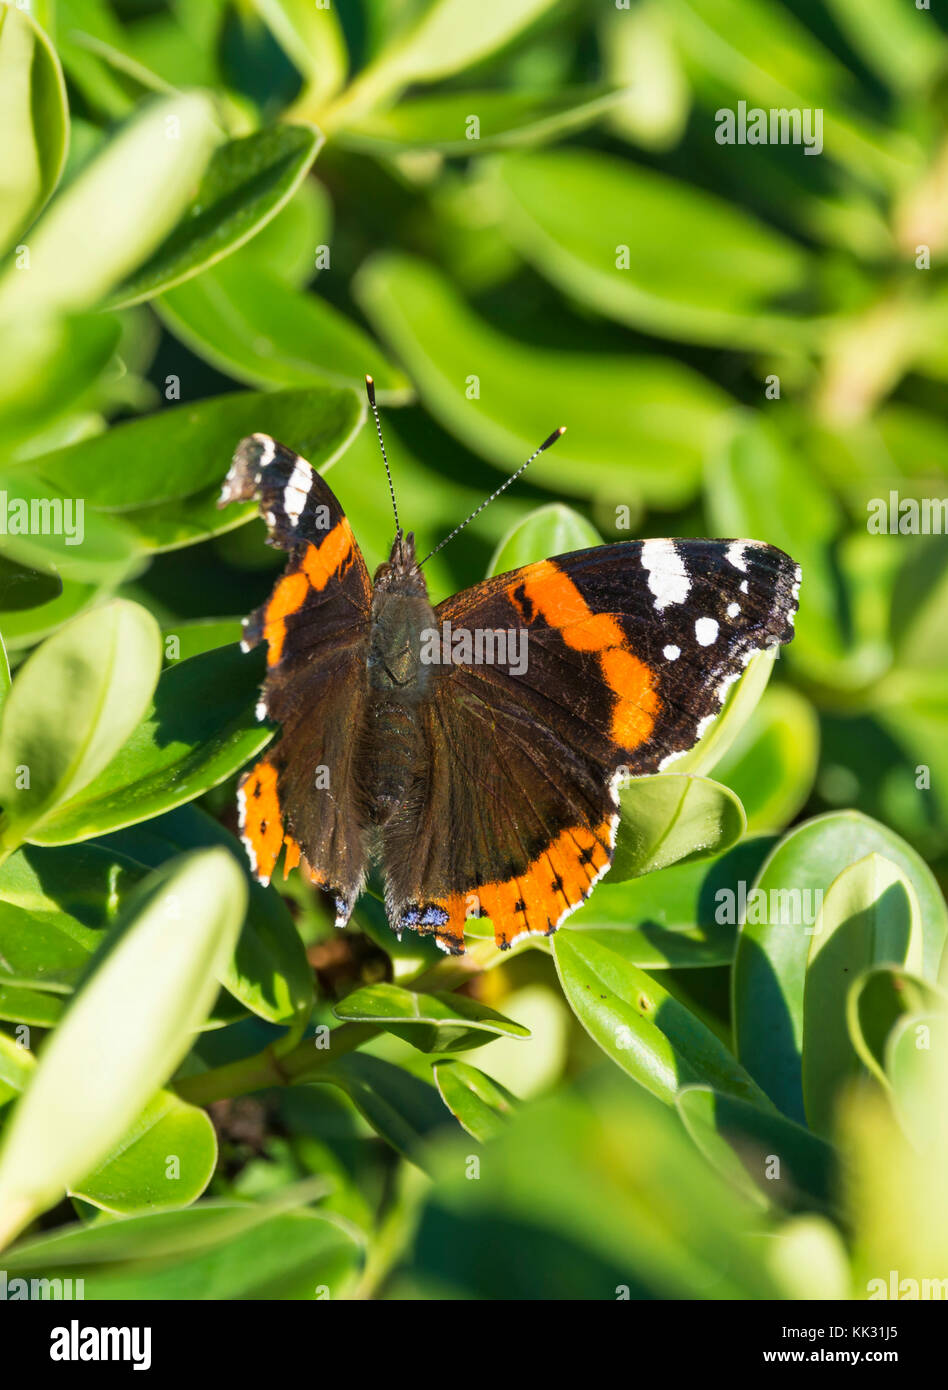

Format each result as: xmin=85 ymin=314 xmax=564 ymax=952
xmin=173 ymin=1022 xmax=381 ymax=1107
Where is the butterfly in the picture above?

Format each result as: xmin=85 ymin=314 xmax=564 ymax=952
xmin=218 ymin=379 xmax=800 ymax=955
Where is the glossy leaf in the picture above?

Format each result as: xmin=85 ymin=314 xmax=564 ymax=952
xmin=553 ymin=928 xmax=771 ymax=1108
xmin=31 ymin=384 xmax=363 ymax=513
xmin=0 ymin=469 xmax=141 ymax=581
xmin=885 ymin=1011 xmax=948 ymax=1151
xmin=612 ymin=774 xmax=746 ymax=881
xmin=432 ymin=1059 xmax=517 ymax=1141
xmin=0 ymin=600 xmax=162 ymax=847
xmin=69 ymin=1089 xmax=218 ymax=1215
xmin=846 ymin=966 xmax=948 ymax=1086
xmin=0 ymin=848 xmax=247 ymax=1248
xmin=566 ymin=835 xmax=774 ymax=969
xmin=493 ymin=150 xmax=813 ymax=348
xmin=733 ymin=812 xmax=948 ymax=1123
xmin=0 ymin=312 xmax=120 ymax=459
xmin=356 ymin=253 xmax=728 ymax=506
xmin=23 ymin=644 xmax=272 ymax=845
xmin=316 ymin=1053 xmax=453 ymax=1169
xmin=340 ymin=87 xmax=625 ymax=155
xmin=802 ymin=855 xmax=923 ymax=1135
xmin=711 ymin=685 xmax=820 ymax=832
xmin=92 ymin=803 xmax=313 ymax=1028
xmin=0 ymin=3 xmax=68 ymax=252
xmin=333 ymin=983 xmax=530 ymax=1053
xmin=0 ymin=1031 xmax=34 ymax=1109
xmin=158 ymin=261 xmax=412 ymax=402
xmin=676 ymin=1085 xmax=837 ymax=1214
xmin=0 ymin=92 xmax=221 ymax=317
xmin=487 ymin=503 xmax=602 ymax=576
xmin=0 ymin=627 xmax=9 ymax=716
xmin=670 ymin=648 xmax=777 ymax=779
xmin=0 ymin=984 xmax=63 ymax=1028
xmin=1 ymin=1187 xmax=362 ymax=1298
xmin=262 ymin=0 xmax=348 ymax=111
xmin=327 ymin=0 xmax=559 ymax=128
xmin=107 ymin=123 xmax=323 ymax=309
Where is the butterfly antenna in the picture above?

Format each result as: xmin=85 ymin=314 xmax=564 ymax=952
xmin=365 ymin=375 xmax=400 ymax=536
xmin=419 ymin=426 xmax=567 ymax=566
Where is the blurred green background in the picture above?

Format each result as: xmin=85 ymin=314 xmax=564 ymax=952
xmin=1 ymin=0 xmax=947 ymax=1301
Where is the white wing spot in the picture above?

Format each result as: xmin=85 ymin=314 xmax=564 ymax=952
xmin=727 ymin=602 xmax=741 ymax=618
xmin=641 ymin=539 xmax=690 ymax=611
xmin=663 ymin=644 xmax=681 ymax=661
xmin=695 ymin=617 xmax=719 ymax=646
xmin=726 ymin=542 xmax=748 ymax=573
xmin=284 ymin=457 xmax=312 ymax=526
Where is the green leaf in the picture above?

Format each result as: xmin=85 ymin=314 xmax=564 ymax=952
xmin=0 ymin=627 xmax=9 ymax=717
xmin=0 ymin=6 xmax=64 ymax=240
xmin=158 ymin=261 xmax=413 ymax=403
xmin=0 ymin=469 xmax=141 ymax=581
xmin=492 ymin=150 xmax=813 ymax=349
xmin=161 ymin=618 xmax=243 ymax=663
xmin=823 ymin=0 xmax=946 ymax=94
xmin=2 ymin=1185 xmax=362 ymax=1298
xmin=802 ymin=855 xmax=923 ymax=1135
xmin=327 ymin=0 xmax=560 ymax=128
xmin=0 ymin=841 xmax=151 ymax=994
xmin=733 ymin=811 xmax=948 ymax=1123
xmin=339 ymin=86 xmax=626 ymax=155
xmin=0 ymin=312 xmax=121 ymax=459
xmin=21 ymin=644 xmax=271 ymax=845
xmin=711 ymin=685 xmax=820 ymax=832
xmin=488 ymin=502 xmax=602 ymax=576
xmin=885 ymin=1011 xmax=948 ymax=1151
xmin=259 ymin=0 xmax=348 ymax=113
xmin=106 ymin=124 xmax=323 ymax=309
xmin=846 ymin=966 xmax=948 ymax=1087
xmin=566 ymin=835 xmax=774 ymax=970
xmin=0 ymin=92 xmax=221 ymax=317
xmin=669 ymin=648 xmax=777 ymax=779
xmin=612 ymin=774 xmax=746 ymax=881
xmin=356 ymin=253 xmax=728 ymax=507
xmin=333 ymin=983 xmax=530 ymax=1053
xmin=0 ymin=848 xmax=247 ymax=1247
xmin=0 ymin=1030 xmax=34 ymax=1108
xmin=70 ymin=1089 xmax=217 ymax=1215
xmin=226 ymin=174 xmax=331 ymax=289
xmin=0 ymin=570 xmax=102 ymax=653
xmin=670 ymin=0 xmax=913 ymax=187
xmin=433 ymin=1059 xmax=516 ymax=1141
xmin=705 ymin=416 xmax=868 ymax=687
xmin=93 ymin=803 xmax=313 ymax=1028
xmin=316 ymin=1053 xmax=452 ymax=1169
xmin=552 ymin=928 xmax=771 ymax=1108
xmin=676 ymin=1084 xmax=837 ymax=1214
xmin=0 ymin=983 xmax=63 ymax=1027
xmin=0 ymin=600 xmax=162 ymax=847
xmin=30 ymin=383 xmax=363 ymax=513
xmin=0 ymin=3 xmax=67 ymax=254
xmin=413 ymin=1069 xmax=783 ymax=1299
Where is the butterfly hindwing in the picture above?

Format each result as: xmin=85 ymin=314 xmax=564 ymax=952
xmin=220 ymin=434 xmax=372 ymax=920
xmin=381 ymin=538 xmax=799 ymax=953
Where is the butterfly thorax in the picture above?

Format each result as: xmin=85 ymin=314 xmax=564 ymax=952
xmin=366 ymin=531 xmax=435 ymax=700
xmin=360 ymin=532 xmax=436 ymax=827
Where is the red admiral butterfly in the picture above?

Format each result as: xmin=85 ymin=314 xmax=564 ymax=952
xmin=219 ymin=380 xmax=800 ymax=955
